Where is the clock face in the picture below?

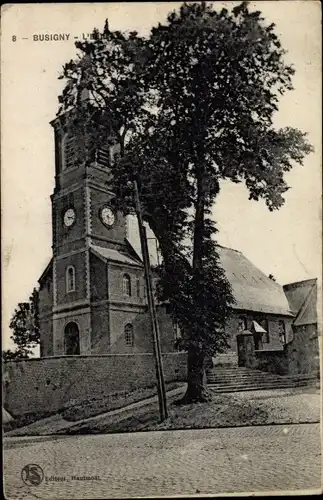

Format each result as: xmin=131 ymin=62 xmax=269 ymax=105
xmin=100 ymin=206 xmax=115 ymax=227
xmin=63 ymin=208 xmax=76 ymax=227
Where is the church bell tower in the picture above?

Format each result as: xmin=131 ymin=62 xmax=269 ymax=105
xmin=48 ymin=104 xmax=131 ymax=356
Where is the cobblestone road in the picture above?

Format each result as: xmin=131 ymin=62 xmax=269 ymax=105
xmin=4 ymin=424 xmax=321 ymax=499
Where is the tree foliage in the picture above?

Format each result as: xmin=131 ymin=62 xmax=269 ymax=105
xmin=57 ymin=1 xmax=313 ymax=401
xmin=3 ymin=289 xmax=40 ymax=361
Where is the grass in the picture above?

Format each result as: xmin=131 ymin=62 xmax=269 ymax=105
xmin=60 ymin=392 xmax=269 ymax=435
xmin=3 ymin=381 xmax=183 ymax=433
xmin=3 ymin=409 xmax=59 ymax=433
xmin=59 ymin=386 xmax=320 ymax=436
xmin=5 ymin=385 xmax=319 ymax=437
xmin=62 ymin=381 xmax=182 ymax=422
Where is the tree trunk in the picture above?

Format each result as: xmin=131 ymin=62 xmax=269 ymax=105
xmin=180 ymin=346 xmax=210 ymax=404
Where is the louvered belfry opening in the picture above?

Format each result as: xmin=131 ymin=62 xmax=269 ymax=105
xmin=64 ymin=135 xmax=77 ymax=169
xmin=96 ymin=146 xmax=111 ymax=168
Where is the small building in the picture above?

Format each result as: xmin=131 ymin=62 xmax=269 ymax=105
xmin=283 ymin=278 xmax=319 ymax=375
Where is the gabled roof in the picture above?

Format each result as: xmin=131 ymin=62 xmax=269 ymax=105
xmin=90 ymin=244 xmax=143 ymax=267
xmin=38 ymin=259 xmax=53 ymax=283
xmin=215 ymin=245 xmax=294 ymax=316
xmin=283 ymin=279 xmax=317 ymax=326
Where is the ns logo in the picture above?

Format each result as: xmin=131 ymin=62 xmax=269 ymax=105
xmin=21 ymin=464 xmax=44 ymax=486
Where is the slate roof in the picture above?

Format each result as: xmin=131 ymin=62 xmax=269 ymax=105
xmin=283 ymin=278 xmax=318 ymax=326
xmin=38 ymin=238 xmax=296 ymax=319
xmin=215 ymin=245 xmax=294 ymax=317
xmin=91 ymin=245 xmax=143 ymax=267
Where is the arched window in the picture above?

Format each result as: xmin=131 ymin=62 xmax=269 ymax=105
xmin=63 ymin=134 xmax=77 ymax=170
xmin=123 ymin=274 xmax=131 ymax=296
xmin=66 ymin=266 xmax=75 ymax=293
xmin=125 ymin=323 xmax=134 ymax=347
xmin=64 ymin=322 xmax=80 ymax=355
xmin=278 ymin=320 xmax=286 ymax=344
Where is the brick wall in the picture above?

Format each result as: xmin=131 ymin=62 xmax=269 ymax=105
xmin=109 ymin=308 xmax=152 ymax=353
xmin=55 ymin=251 xmax=88 ymax=305
xmin=53 ymin=311 xmax=92 ymax=355
xmin=91 ymin=303 xmax=110 ymax=353
xmin=90 ymin=187 xmax=127 ymax=245
xmin=3 ymin=353 xmax=187 ymax=417
xmin=54 ymin=186 xmax=86 ymax=254
xmin=107 ymin=262 xmax=146 ymax=305
xmin=39 ymin=318 xmax=53 ymax=357
xmin=90 ymin=253 xmax=108 ymax=301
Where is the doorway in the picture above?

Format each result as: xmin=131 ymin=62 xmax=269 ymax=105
xmin=64 ymin=322 xmax=80 ymax=355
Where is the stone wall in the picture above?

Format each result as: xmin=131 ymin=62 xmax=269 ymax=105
xmin=3 ymin=353 xmax=186 ymax=417
xmin=286 ymin=324 xmax=320 ymax=376
xmin=254 ymin=350 xmax=288 ymax=375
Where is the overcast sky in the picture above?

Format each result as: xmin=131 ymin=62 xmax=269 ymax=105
xmin=2 ymin=2 xmax=321 ymax=349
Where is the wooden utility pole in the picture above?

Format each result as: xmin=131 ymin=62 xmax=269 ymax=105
xmin=132 ymin=180 xmax=168 ymax=422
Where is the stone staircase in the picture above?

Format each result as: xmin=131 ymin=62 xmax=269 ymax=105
xmin=206 ymin=365 xmax=319 ymax=393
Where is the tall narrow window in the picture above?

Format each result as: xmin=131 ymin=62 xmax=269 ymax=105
xmin=66 ymin=266 xmax=75 ymax=293
xmin=255 ymin=316 xmax=270 ymax=343
xmin=238 ymin=316 xmax=247 ymax=332
xmin=63 ymin=134 xmax=77 ymax=170
xmin=122 ymin=274 xmax=131 ymax=296
xmin=136 ymin=278 xmax=140 ymax=298
xmin=173 ymin=321 xmax=181 ymax=340
xmin=125 ymin=323 xmax=134 ymax=347
xmin=278 ymin=320 xmax=286 ymax=344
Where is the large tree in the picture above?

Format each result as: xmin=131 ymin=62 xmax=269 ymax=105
xmin=3 ymin=288 xmax=40 ymax=361
xmin=58 ymin=2 xmax=313 ymax=402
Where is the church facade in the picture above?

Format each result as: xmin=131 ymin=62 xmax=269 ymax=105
xmin=38 ymin=111 xmax=315 ymax=364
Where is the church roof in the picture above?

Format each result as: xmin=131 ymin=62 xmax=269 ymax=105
xmin=38 ymin=258 xmax=53 ymax=283
xmin=215 ymin=245 xmax=294 ymax=317
xmin=91 ymin=245 xmax=143 ymax=267
xmin=37 ymin=241 xmax=297 ymax=319
xmin=283 ymin=279 xmax=317 ymax=326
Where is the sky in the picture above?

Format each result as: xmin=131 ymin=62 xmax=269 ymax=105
xmin=1 ymin=2 xmax=322 ymax=350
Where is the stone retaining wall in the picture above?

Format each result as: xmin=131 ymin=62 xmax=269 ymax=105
xmin=3 ymin=353 xmax=186 ymax=417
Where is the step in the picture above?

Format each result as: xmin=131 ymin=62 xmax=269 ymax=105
xmin=207 ymin=373 xmax=318 ymax=381
xmin=207 ymin=371 xmax=317 ymax=380
xmin=207 ymin=373 xmax=284 ymax=379
xmin=208 ymin=380 xmax=308 ymax=387
xmin=209 ymin=381 xmax=318 ymax=393
xmin=207 ymin=378 xmax=318 ymax=387
xmin=207 ymin=377 xmax=318 ymax=386
xmin=208 ymin=380 xmax=316 ymax=390
xmin=207 ymin=375 xmax=286 ymax=382
xmin=207 ymin=376 xmax=272 ymax=381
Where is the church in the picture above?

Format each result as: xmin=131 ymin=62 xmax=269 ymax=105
xmin=38 ymin=110 xmax=317 ymax=368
